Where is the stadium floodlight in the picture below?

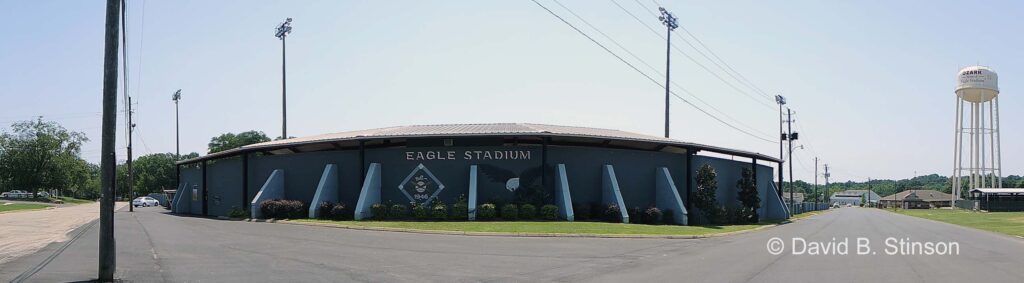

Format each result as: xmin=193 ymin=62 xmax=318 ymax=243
xmin=658 ymin=8 xmax=679 ymax=30
xmin=275 ymin=18 xmax=292 ymax=139
xmin=276 ymin=18 xmax=293 ymax=39
xmin=775 ymin=95 xmax=786 ymax=105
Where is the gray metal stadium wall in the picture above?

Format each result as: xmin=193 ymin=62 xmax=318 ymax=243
xmin=176 ymin=144 xmax=788 ymax=223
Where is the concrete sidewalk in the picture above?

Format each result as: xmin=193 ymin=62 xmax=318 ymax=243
xmin=0 ymin=202 xmax=125 ymax=265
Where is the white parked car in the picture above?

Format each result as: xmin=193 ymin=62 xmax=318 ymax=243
xmin=1 ymin=190 xmax=33 ymax=199
xmin=133 ymin=197 xmax=160 ymax=207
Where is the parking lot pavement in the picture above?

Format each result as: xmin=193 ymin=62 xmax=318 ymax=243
xmin=3 ymin=207 xmax=1024 ymax=282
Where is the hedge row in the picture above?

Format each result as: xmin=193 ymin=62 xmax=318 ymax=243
xmin=365 ymin=201 xmax=560 ymax=221
xmin=571 ymin=202 xmax=675 ymax=225
xmin=259 ymin=199 xmax=306 ymax=219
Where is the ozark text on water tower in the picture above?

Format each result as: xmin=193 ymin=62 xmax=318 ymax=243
xmin=952 ymin=65 xmax=1003 ymax=204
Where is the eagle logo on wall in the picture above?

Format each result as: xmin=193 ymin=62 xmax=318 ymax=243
xmin=478 ymin=164 xmax=543 ymax=193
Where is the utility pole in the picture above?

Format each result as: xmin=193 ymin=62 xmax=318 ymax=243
xmin=824 ymin=164 xmax=831 ymax=207
xmin=786 ymin=109 xmax=798 ymax=211
xmin=99 ymin=0 xmax=121 ymax=280
xmin=275 ymin=18 xmax=292 ymax=140
xmin=814 ymin=157 xmax=819 ymax=209
xmin=775 ymin=95 xmax=786 ymax=199
xmin=867 ymin=177 xmax=873 ymax=207
xmin=127 ymin=96 xmax=135 ymax=212
xmin=658 ymin=7 xmax=677 ymax=138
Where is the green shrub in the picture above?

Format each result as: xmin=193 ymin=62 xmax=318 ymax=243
xmin=227 ymin=206 xmax=246 ymax=219
xmin=329 ymin=203 xmax=351 ymax=220
xmin=604 ymin=203 xmax=621 ymax=223
xmin=643 ymin=207 xmax=663 ymax=225
xmin=451 ymin=202 xmax=469 ymax=220
xmin=478 ymin=203 xmax=497 ymax=220
xmin=370 ymin=203 xmax=389 ymax=220
xmin=573 ymin=203 xmax=590 ymax=220
xmin=259 ymin=200 xmax=281 ymax=219
xmin=413 ymin=203 xmax=431 ymax=220
xmin=317 ymin=202 xmax=334 ymax=219
xmin=501 ymin=204 xmax=518 ymax=221
xmin=283 ymin=200 xmax=306 ymax=219
xmin=663 ymin=209 xmax=676 ymax=225
xmin=540 ymin=204 xmax=559 ymax=220
xmin=389 ymin=204 xmax=408 ymax=220
xmin=432 ymin=204 xmax=448 ymax=220
xmin=708 ymin=205 xmax=729 ymax=224
xmin=519 ymin=204 xmax=537 ymax=220
xmin=628 ymin=207 xmax=641 ymax=223
xmin=259 ymin=199 xmax=306 ymax=219
xmin=694 ymin=164 xmax=720 ymax=223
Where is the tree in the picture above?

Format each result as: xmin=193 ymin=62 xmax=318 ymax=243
xmin=118 ymin=152 xmax=199 ymax=199
xmin=0 ymin=119 xmax=88 ymax=195
xmin=132 ymin=153 xmax=179 ymax=195
xmin=208 ymin=131 xmax=270 ymax=153
xmin=736 ymin=167 xmax=760 ymax=223
xmin=694 ymin=163 xmax=720 ymax=222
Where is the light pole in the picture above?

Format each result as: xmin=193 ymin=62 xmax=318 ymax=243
xmin=658 ymin=7 xmax=677 ymax=139
xmin=275 ymin=18 xmax=292 ymax=140
xmin=172 ymin=89 xmax=181 ymax=158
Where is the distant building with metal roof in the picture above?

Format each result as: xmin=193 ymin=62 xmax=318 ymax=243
xmin=830 ymin=190 xmax=882 ymax=206
xmin=879 ymin=190 xmax=955 ymax=209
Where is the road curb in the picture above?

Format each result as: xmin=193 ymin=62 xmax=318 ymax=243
xmin=269 ymin=218 xmax=788 ymax=239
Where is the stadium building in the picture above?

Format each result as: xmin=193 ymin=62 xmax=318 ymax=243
xmin=173 ymin=123 xmax=790 ymax=224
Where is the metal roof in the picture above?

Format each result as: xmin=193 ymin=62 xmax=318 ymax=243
xmin=970 ymin=188 xmax=1024 ymax=194
xmin=880 ymin=190 xmax=955 ymax=202
xmin=177 ymin=123 xmax=781 ymax=164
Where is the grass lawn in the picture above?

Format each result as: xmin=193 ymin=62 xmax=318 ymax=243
xmin=0 ymin=202 xmax=52 ymax=213
xmin=893 ymin=209 xmax=1024 ymax=237
xmin=295 ymin=219 xmax=777 ymax=236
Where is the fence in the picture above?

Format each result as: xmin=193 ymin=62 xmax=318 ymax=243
xmin=788 ymin=202 xmax=830 ymax=215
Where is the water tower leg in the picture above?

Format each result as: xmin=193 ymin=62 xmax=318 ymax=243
xmin=994 ymin=97 xmax=1003 ymax=188
xmin=970 ymin=102 xmax=977 ymax=191
xmin=952 ymin=97 xmax=963 ymax=203
xmin=988 ymin=100 xmax=997 ymax=187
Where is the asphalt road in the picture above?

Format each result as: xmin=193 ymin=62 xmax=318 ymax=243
xmin=2 ymin=207 xmax=1023 ymax=282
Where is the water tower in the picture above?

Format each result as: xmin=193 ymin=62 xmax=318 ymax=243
xmin=952 ymin=65 xmax=1003 ymax=204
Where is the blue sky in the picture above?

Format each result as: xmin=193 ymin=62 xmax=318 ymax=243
xmin=1 ymin=0 xmax=1021 ymax=183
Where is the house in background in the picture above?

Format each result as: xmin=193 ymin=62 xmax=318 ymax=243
xmin=879 ymin=189 xmax=955 ymax=209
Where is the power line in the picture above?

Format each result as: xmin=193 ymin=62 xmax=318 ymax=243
xmin=647 ymin=0 xmax=775 ymax=100
xmin=529 ymin=0 xmax=778 ymax=144
xmin=550 ymin=0 xmax=774 ymax=138
xmin=133 ymin=0 xmax=147 ymax=122
xmin=609 ymin=0 xmax=776 ymax=111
